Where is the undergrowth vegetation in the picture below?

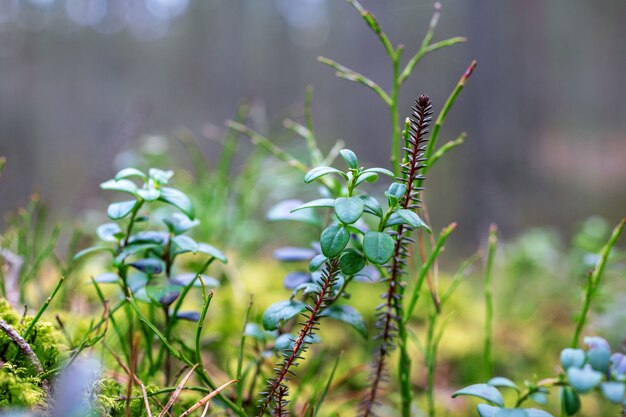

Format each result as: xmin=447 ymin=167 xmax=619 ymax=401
xmin=0 ymin=2 xmax=625 ymax=417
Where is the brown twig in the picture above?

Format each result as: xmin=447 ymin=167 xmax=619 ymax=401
xmin=0 ymin=318 xmax=50 ymax=396
xmin=179 ymin=379 xmax=238 ymax=417
xmin=158 ymin=365 xmax=198 ymax=417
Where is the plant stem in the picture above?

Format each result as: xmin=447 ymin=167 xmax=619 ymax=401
xmin=484 ymin=224 xmax=498 ymax=378
xmin=22 ymin=276 xmax=64 ymax=339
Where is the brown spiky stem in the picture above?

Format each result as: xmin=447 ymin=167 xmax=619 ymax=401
xmin=361 ymin=95 xmax=432 ymax=416
xmin=258 ymin=259 xmax=341 ymax=416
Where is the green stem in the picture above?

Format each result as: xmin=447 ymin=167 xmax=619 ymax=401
xmin=22 ymin=276 xmax=64 ymax=340
xmin=484 ymin=224 xmax=498 ymax=378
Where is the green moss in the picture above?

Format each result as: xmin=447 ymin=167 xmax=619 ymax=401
xmin=0 ymin=363 xmax=45 ymax=408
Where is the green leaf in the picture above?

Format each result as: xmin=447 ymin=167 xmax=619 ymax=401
xmin=320 ymin=225 xmax=350 ymax=258
xmin=363 ymin=232 xmax=395 ymax=265
xmin=487 ymin=377 xmax=519 ymax=392
xmin=142 ymin=283 xmax=181 ymax=306
xmin=129 ymin=258 xmax=165 ymax=275
xmin=600 ymin=382 xmax=625 ymax=404
xmin=304 ymin=166 xmax=347 ymax=183
xmin=93 ymin=272 xmax=119 ymax=284
xmin=320 ymin=305 xmax=367 ymax=338
xmin=339 ymin=149 xmax=358 ymax=169
xmin=340 ymin=251 xmax=366 ymax=275
xmin=385 ymin=182 xmax=407 ymax=205
xmin=197 ymin=242 xmax=227 ymax=263
xmin=273 ymin=247 xmax=317 ymax=262
xmin=362 ymin=167 xmax=394 ymax=177
xmin=355 ymin=172 xmax=378 ymax=186
xmin=452 ymin=384 xmax=504 ymax=407
xmin=494 ymin=410 xmax=529 ymax=417
xmin=171 ymin=273 xmax=219 ymax=288
xmin=97 ymin=223 xmax=123 ymax=242
xmin=309 ymin=255 xmax=327 ymax=272
xmin=100 ymin=179 xmax=138 ymax=196
xmin=262 ymin=300 xmax=307 ymax=330
xmin=360 ymin=195 xmax=383 ymax=217
xmin=560 ymin=348 xmax=586 ymax=369
xmin=72 ymin=246 xmax=114 ymax=261
xmin=159 ymin=187 xmax=195 ymax=219
xmin=163 ymin=213 xmax=200 ymax=235
xmin=107 ymin=200 xmax=137 ymax=220
xmin=115 ymin=168 xmax=147 ymax=181
xmin=114 ymin=242 xmax=161 ymax=265
xmin=268 ymin=199 xmax=321 ymax=227
xmin=477 ymin=404 xmax=499 ymax=417
xmin=244 ymin=323 xmax=266 ymax=342
xmin=291 ymin=198 xmax=336 ymax=212
xmin=560 ymin=387 xmax=581 ymax=416
xmin=334 ymin=197 xmax=364 ymax=224
xmin=567 ymin=365 xmax=603 ymax=393
xmin=523 ymin=409 xmax=555 ymax=417
xmin=172 ymin=235 xmax=198 ymax=255
xmin=149 ymin=168 xmax=174 ymax=184
xmin=395 ymin=209 xmax=430 ymax=231
xmin=137 ymin=187 xmax=160 ymax=201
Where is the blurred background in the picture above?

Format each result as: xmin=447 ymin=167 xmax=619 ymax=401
xmin=0 ymin=0 xmax=625 ymax=246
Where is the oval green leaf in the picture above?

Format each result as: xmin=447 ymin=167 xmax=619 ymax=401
xmin=320 ymin=305 xmax=367 ymax=338
xmin=172 ymin=235 xmax=198 ymax=255
xmin=339 ymin=149 xmax=358 ymax=169
xmin=363 ymin=231 xmax=395 ymax=265
xmin=100 ymin=179 xmax=138 ymax=196
xmin=452 ymin=383 xmax=504 ymax=407
xmin=334 ymin=197 xmax=364 ymax=224
xmin=340 ymin=251 xmax=366 ymax=275
xmin=159 ymin=187 xmax=195 ymax=219
xmin=197 ymin=242 xmax=227 ymax=263
xmin=262 ymin=300 xmax=307 ymax=331
xmin=320 ymin=225 xmax=350 ymax=258
xmin=304 ymin=166 xmax=347 ymax=183
xmin=107 ymin=200 xmax=137 ymax=220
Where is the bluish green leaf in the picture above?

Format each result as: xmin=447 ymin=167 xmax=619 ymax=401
xmin=107 ymin=200 xmax=137 ymax=220
xmin=334 ymin=197 xmax=364 ymax=224
xmin=487 ymin=377 xmax=519 ymax=392
xmin=93 ymin=272 xmax=119 ymax=284
xmin=163 ymin=213 xmax=199 ymax=235
xmin=309 ymin=255 xmax=327 ymax=272
xmin=529 ymin=392 xmax=547 ymax=405
xmin=385 ymin=182 xmax=407 ymax=206
xmin=73 ymin=246 xmax=114 ymax=261
xmin=172 ymin=235 xmax=198 ymax=255
xmin=395 ymin=209 xmax=430 ymax=231
xmin=268 ymin=199 xmax=321 ymax=227
xmin=129 ymin=231 xmax=169 ymax=245
xmin=283 ymin=272 xmax=312 ymax=289
xmin=273 ymin=247 xmax=317 ymax=262
xmin=149 ymin=168 xmax=174 ymax=184
xmin=320 ymin=305 xmax=367 ymax=338
xmin=494 ymin=410 xmax=528 ymax=417
xmin=262 ymin=300 xmax=307 ymax=330
xmin=600 ymin=382 xmax=625 ymax=404
xmin=100 ymin=179 xmax=138 ymax=196
xmin=360 ymin=195 xmax=383 ymax=217
xmin=339 ymin=149 xmax=358 ymax=169
xmin=115 ymin=168 xmax=147 ymax=181
xmin=452 ymin=384 xmax=504 ymax=407
xmin=244 ymin=323 xmax=266 ymax=342
xmin=171 ymin=273 xmax=219 ymax=288
xmin=523 ymin=409 xmax=555 ymax=417
xmin=129 ymin=258 xmax=165 ymax=275
xmin=362 ymin=167 xmax=394 ymax=177
xmin=320 ymin=225 xmax=350 ymax=257
xmin=197 ymin=242 xmax=227 ymax=263
xmin=274 ymin=332 xmax=319 ymax=353
xmin=137 ymin=187 xmax=160 ymax=201
xmin=291 ymin=198 xmax=335 ymax=212
xmin=560 ymin=348 xmax=586 ymax=369
xmin=144 ymin=283 xmax=180 ymax=306
xmin=355 ymin=172 xmax=378 ymax=186
xmin=567 ymin=365 xmax=603 ymax=393
xmin=477 ymin=404 xmax=499 ymax=417
xmin=363 ymin=231 xmax=395 ymax=265
xmin=97 ymin=223 xmax=123 ymax=242
xmin=159 ymin=187 xmax=195 ymax=219
xmin=587 ymin=345 xmax=611 ymax=373
xmin=304 ymin=166 xmax=347 ymax=183
xmin=114 ymin=242 xmax=161 ymax=265
xmin=176 ymin=311 xmax=200 ymax=322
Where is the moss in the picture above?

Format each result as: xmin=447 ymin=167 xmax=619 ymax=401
xmin=0 ymin=363 xmax=45 ymax=408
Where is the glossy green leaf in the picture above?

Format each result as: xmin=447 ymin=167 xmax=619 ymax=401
xmin=334 ymin=197 xmax=364 ymax=224
xmin=97 ymin=223 xmax=123 ymax=242
xmin=107 ymin=200 xmax=137 ymax=220
xmin=197 ymin=242 xmax=227 ymax=263
xmin=129 ymin=258 xmax=165 ymax=275
xmin=73 ymin=246 xmax=114 ymax=261
xmin=452 ymin=384 xmax=504 ymax=407
xmin=320 ymin=225 xmax=350 ymax=258
xmin=291 ymin=198 xmax=335 ymax=212
xmin=304 ymin=166 xmax=347 ymax=183
xmin=244 ymin=323 xmax=266 ymax=342
xmin=144 ymin=283 xmax=180 ymax=306
xmin=137 ymin=187 xmax=160 ymax=201
xmin=262 ymin=300 xmax=307 ymax=330
xmin=159 ymin=187 xmax=195 ymax=219
xmin=395 ymin=209 xmax=429 ymax=231
xmin=385 ymin=182 xmax=407 ymax=205
xmin=100 ymin=179 xmax=138 ymax=196
xmin=115 ymin=168 xmax=147 ymax=181
xmin=355 ymin=172 xmax=378 ymax=186
xmin=360 ymin=195 xmax=383 ymax=217
xmin=163 ymin=213 xmax=199 ymax=235
xmin=309 ymin=255 xmax=327 ymax=272
xmin=362 ymin=167 xmax=394 ymax=177
xmin=172 ymin=235 xmax=198 ymax=255
xmin=320 ymin=305 xmax=367 ymax=338
xmin=339 ymin=149 xmax=358 ymax=169
xmin=363 ymin=232 xmax=395 ymax=265
xmin=340 ymin=251 xmax=366 ymax=275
